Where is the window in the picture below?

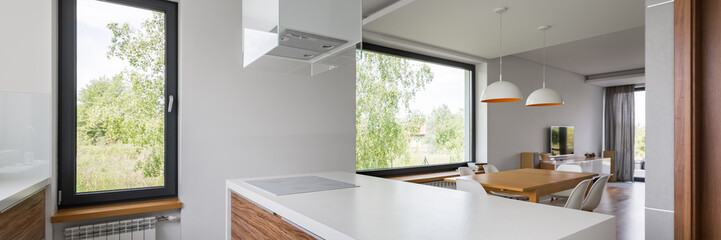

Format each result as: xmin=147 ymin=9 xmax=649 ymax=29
xmin=59 ymin=0 xmax=177 ymax=207
xmin=356 ymin=44 xmax=475 ymax=174
xmin=634 ymin=88 xmax=645 ymax=180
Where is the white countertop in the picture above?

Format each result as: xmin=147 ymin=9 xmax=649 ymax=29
xmin=0 ymin=176 xmax=49 ymax=212
xmin=226 ymin=172 xmax=615 ymax=240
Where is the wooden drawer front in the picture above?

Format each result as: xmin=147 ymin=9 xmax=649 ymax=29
xmin=231 ymin=192 xmax=315 ymax=240
xmin=0 ymin=189 xmax=45 ymax=240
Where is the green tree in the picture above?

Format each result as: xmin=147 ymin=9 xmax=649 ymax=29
xmin=635 ymin=124 xmax=646 ymax=159
xmin=426 ymin=105 xmax=464 ymax=162
xmin=355 ymin=51 xmax=434 ymax=170
xmin=404 ymin=110 xmax=426 ymax=135
xmin=77 ymin=75 xmax=125 ymax=145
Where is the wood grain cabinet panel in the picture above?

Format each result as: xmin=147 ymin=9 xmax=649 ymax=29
xmin=231 ymin=192 xmax=315 ymax=240
xmin=0 ymin=189 xmax=45 ymax=240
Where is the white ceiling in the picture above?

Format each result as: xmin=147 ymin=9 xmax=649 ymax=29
xmin=513 ymin=27 xmax=645 ymax=75
xmin=362 ymin=0 xmax=398 ymax=18
xmin=362 ymin=0 xmax=646 ymax=75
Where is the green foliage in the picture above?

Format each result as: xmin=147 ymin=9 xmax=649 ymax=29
xmin=77 ymin=76 xmax=124 ymax=145
xmin=355 ymin=51 xmax=434 ymax=170
xmin=107 ymin=13 xmax=166 ymax=78
xmin=426 ymin=105 xmax=464 ymax=162
xmin=635 ymin=124 xmax=645 ymax=159
xmin=76 ymin=12 xmax=166 ymax=191
xmin=76 ymin=143 xmax=163 ymax=193
xmin=404 ymin=110 xmax=426 ymax=134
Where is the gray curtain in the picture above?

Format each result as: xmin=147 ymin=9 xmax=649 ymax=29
xmin=604 ymin=85 xmax=635 ymax=181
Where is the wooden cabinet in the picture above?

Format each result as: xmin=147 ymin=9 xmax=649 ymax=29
xmin=521 ymin=152 xmax=537 ymax=168
xmin=0 ymin=189 xmax=45 ymax=240
xmin=231 ymin=192 xmax=315 ymax=240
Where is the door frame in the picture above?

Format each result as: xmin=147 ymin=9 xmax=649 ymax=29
xmin=674 ymin=0 xmax=721 ymax=238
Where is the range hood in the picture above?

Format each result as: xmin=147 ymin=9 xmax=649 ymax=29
xmin=242 ymin=0 xmax=361 ymax=75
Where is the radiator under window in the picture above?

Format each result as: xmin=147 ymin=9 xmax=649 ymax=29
xmin=64 ymin=217 xmax=156 ymax=240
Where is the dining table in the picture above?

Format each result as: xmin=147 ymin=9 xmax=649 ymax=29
xmin=444 ymin=168 xmax=597 ymax=202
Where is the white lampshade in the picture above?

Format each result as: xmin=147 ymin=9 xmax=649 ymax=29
xmin=481 ymin=81 xmax=523 ymax=103
xmin=526 ymin=88 xmax=564 ymax=106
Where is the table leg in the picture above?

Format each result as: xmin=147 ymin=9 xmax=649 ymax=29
xmin=529 ymin=192 xmax=539 ymax=203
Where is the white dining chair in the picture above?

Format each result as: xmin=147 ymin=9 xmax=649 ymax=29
xmin=483 ymin=164 xmax=500 ymax=173
xmin=458 ymin=167 xmax=475 ymax=176
xmin=581 ymin=175 xmax=610 ymax=211
xmin=481 ymin=164 xmax=529 ymax=200
xmin=456 ymin=177 xmax=488 ymax=196
xmin=550 ymin=164 xmax=584 ymax=200
xmin=564 ymin=179 xmax=593 ymax=210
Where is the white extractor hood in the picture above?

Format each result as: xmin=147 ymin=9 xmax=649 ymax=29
xmin=242 ymin=0 xmax=361 ymax=75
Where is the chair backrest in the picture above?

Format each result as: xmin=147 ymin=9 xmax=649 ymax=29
xmin=540 ymin=153 xmax=551 ymax=161
xmin=458 ymin=167 xmax=475 ymax=176
xmin=456 ymin=178 xmax=488 ymax=196
xmin=564 ymin=179 xmax=593 ymax=209
xmin=483 ymin=164 xmax=500 ymax=173
xmin=556 ymin=164 xmax=583 ymax=172
xmin=581 ymin=175 xmax=610 ymax=211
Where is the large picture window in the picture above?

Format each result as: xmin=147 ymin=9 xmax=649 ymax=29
xmin=356 ymin=44 xmax=475 ymax=173
xmin=59 ymin=0 xmax=177 ymax=207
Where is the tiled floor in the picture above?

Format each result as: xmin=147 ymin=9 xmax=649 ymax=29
xmin=542 ymin=182 xmax=645 ymax=240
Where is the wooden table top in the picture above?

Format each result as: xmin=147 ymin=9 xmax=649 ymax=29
xmin=445 ymin=168 xmax=597 ymax=192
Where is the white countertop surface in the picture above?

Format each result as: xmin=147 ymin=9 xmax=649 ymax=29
xmin=0 ymin=176 xmax=49 ymax=212
xmin=227 ymin=172 xmax=615 ymax=240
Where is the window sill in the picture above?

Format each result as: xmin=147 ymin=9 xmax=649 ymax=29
xmin=51 ymin=198 xmax=182 ymax=223
xmin=385 ymin=167 xmax=484 ymax=183
xmin=358 ymin=162 xmax=483 ymax=178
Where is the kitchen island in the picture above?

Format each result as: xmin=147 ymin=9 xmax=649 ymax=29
xmin=226 ymin=172 xmax=615 ymax=240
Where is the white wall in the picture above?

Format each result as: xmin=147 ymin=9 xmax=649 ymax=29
xmin=0 ymin=1 xmax=54 ymax=239
xmin=178 ymin=0 xmax=357 ymax=239
xmin=486 ymin=56 xmax=603 ymax=171
xmin=0 ymin=0 xmax=52 ymax=94
xmin=475 ymin=63 xmax=488 ymax=163
xmin=645 ymin=0 xmax=674 ymax=239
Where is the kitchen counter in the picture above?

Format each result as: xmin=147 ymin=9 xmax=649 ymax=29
xmin=0 ymin=176 xmax=48 ymax=212
xmin=226 ymin=172 xmax=615 ymax=240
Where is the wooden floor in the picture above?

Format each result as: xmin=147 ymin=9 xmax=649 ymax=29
xmin=542 ymin=182 xmax=645 ymax=240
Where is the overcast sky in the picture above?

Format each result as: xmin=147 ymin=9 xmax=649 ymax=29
xmin=76 ymin=0 xmax=155 ymax=94
xmin=401 ymin=59 xmax=467 ymax=116
xmin=635 ymin=90 xmax=645 ymax=126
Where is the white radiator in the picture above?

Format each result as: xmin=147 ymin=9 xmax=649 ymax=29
xmin=64 ymin=217 xmax=156 ymax=240
xmin=420 ymin=180 xmax=456 ymax=189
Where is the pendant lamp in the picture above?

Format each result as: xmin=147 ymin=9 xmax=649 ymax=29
xmin=481 ymin=7 xmax=523 ymax=103
xmin=526 ymin=25 xmax=564 ymax=106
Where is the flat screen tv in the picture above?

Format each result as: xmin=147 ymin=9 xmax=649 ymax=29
xmin=550 ymin=126 xmax=574 ymax=156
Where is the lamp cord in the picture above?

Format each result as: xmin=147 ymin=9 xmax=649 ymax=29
xmin=543 ymin=28 xmax=546 ymax=88
xmin=499 ymin=11 xmax=504 ymax=82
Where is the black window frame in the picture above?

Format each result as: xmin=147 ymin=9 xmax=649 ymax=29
xmin=58 ymin=0 xmax=178 ymax=208
xmin=356 ymin=43 xmax=478 ymax=178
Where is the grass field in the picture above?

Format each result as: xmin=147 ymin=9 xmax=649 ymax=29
xmin=387 ymin=150 xmax=464 ymax=168
xmin=76 ymin=143 xmax=163 ymax=193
